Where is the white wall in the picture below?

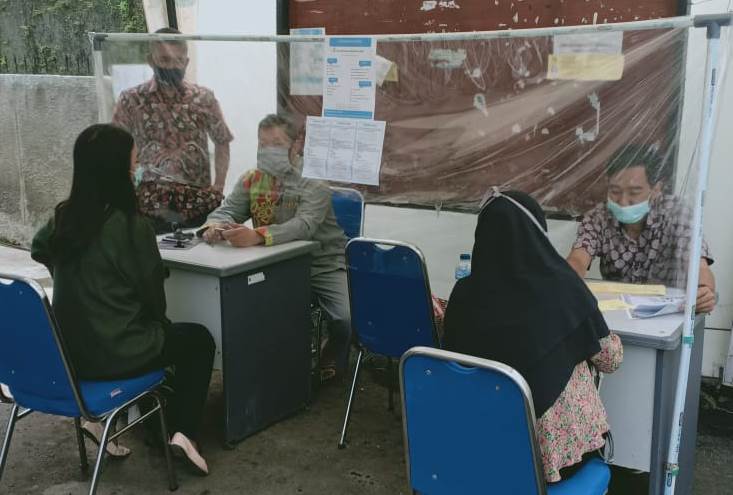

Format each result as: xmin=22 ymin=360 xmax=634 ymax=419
xmin=364 ymin=207 xmax=584 ymax=300
xmin=193 ymin=0 xmax=278 ymax=191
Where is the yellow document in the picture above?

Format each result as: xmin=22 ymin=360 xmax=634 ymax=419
xmin=597 ymin=298 xmax=633 ymax=312
xmin=547 ymin=54 xmax=625 ymax=81
xmin=587 ymin=281 xmax=666 ymax=296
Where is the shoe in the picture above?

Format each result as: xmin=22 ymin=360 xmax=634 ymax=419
xmin=169 ymin=432 xmax=209 ymax=476
xmin=81 ymin=421 xmax=132 ymax=458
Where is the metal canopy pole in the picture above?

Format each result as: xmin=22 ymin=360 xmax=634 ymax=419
xmin=663 ymin=13 xmax=731 ymax=495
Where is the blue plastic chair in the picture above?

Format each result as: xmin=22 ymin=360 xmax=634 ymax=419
xmin=400 ymin=347 xmax=611 ymax=495
xmin=0 ymin=274 xmax=177 ymax=495
xmin=330 ymin=186 xmax=365 ymax=239
xmin=338 ymin=238 xmax=439 ymax=448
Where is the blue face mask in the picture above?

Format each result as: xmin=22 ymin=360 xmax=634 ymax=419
xmin=607 ymin=198 xmax=650 ymax=224
xmin=132 ymin=167 xmax=145 ymax=187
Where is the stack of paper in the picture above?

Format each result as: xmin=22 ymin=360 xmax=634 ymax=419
xmin=586 ymin=281 xmax=666 ymax=296
xmin=622 ymin=294 xmax=685 ymax=319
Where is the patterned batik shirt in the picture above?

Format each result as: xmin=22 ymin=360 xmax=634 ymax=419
xmin=206 ymin=169 xmax=347 ymax=276
xmin=573 ymin=195 xmax=712 ymax=288
xmin=112 ymin=79 xmax=233 ymax=187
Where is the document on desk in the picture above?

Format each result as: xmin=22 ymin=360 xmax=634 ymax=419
xmin=597 ymin=298 xmax=633 ymax=312
xmin=586 ymin=281 xmax=666 ymax=296
xmin=303 ymin=116 xmax=386 ymax=185
xmin=623 ymin=294 xmax=685 ymax=319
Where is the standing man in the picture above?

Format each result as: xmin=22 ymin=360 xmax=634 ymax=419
xmin=113 ymin=27 xmax=233 ymax=232
xmin=566 ymin=145 xmax=716 ymax=313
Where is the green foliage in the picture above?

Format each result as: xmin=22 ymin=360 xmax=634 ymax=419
xmin=0 ymin=0 xmax=147 ymax=74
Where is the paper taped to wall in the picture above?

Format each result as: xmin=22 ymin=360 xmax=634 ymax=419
xmin=303 ymin=116 xmax=386 ymax=186
xmin=548 ymin=32 xmax=624 ymax=81
xmin=290 ymin=27 xmax=326 ymax=96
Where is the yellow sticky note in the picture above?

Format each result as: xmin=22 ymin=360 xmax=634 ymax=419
xmin=587 ymin=281 xmax=667 ymax=296
xmin=547 ymin=53 xmax=625 ymax=81
xmin=385 ymin=63 xmax=399 ymax=82
xmin=598 ymin=299 xmax=633 ymax=312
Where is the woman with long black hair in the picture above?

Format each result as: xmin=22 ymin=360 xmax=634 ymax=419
xmin=32 ymin=124 xmax=214 ymax=475
xmin=443 ymin=188 xmax=623 ymax=483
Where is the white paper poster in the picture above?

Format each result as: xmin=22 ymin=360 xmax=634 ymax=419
xmin=548 ymin=31 xmax=625 ymax=81
xmin=322 ymin=37 xmax=377 ymax=120
xmin=289 ymin=27 xmax=325 ymax=96
xmin=303 ymin=116 xmax=386 ymax=186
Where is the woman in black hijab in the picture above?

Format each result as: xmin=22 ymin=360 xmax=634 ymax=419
xmin=443 ymin=188 xmax=623 ymax=482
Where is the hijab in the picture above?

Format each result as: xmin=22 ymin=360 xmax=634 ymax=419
xmin=443 ymin=189 xmax=609 ymax=417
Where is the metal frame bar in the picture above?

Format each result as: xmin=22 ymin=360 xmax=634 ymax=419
xmin=399 ymin=346 xmax=547 ymax=495
xmin=338 ymin=349 xmax=364 ymax=449
xmin=663 ymin=17 xmax=730 ymax=495
xmin=89 ymin=15 xmax=718 ymax=46
xmin=165 ymin=0 xmax=178 ymax=30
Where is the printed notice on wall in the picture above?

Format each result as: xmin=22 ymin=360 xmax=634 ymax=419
xmin=303 ymin=116 xmax=386 ymax=186
xmin=289 ymin=27 xmax=325 ymax=95
xmin=548 ymin=31 xmax=624 ymax=81
xmin=322 ymin=37 xmax=377 ymax=120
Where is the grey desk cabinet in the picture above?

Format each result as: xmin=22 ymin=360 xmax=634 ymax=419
xmin=161 ymin=240 xmax=320 ymax=445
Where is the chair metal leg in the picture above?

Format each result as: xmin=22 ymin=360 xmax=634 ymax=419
xmin=0 ymin=404 xmax=20 ymax=481
xmin=88 ymin=412 xmax=119 ymax=495
xmin=74 ymin=417 xmax=89 ymax=476
xmin=153 ymin=394 xmax=178 ymax=491
xmin=338 ymin=349 xmax=364 ymax=449
xmin=387 ymin=358 xmax=395 ymax=412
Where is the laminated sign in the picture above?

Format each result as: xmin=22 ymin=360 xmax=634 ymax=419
xmin=548 ymin=31 xmax=625 ymax=81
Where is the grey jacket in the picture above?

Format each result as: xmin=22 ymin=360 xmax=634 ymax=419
xmin=207 ymin=168 xmax=347 ymax=276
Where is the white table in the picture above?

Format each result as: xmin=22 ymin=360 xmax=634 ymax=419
xmin=597 ymin=288 xmax=703 ymax=495
xmin=159 ymin=239 xmax=320 ymax=446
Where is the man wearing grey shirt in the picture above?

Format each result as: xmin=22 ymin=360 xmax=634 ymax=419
xmin=201 ymin=115 xmax=351 ymax=380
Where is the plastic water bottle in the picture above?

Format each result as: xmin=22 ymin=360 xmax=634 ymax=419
xmin=455 ymin=253 xmax=472 ymax=280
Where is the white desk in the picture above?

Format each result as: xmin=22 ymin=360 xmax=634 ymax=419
xmin=160 ymin=239 xmax=320 ymax=446
xmin=598 ymin=289 xmax=703 ymax=495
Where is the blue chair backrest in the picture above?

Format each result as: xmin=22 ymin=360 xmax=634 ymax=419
xmin=346 ymin=238 xmax=437 ymax=357
xmin=0 ymin=275 xmax=78 ymax=413
xmin=331 ymin=187 xmax=364 ymax=240
xmin=400 ymin=347 xmax=546 ymax=495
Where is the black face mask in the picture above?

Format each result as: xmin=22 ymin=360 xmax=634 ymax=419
xmin=153 ymin=66 xmax=185 ymax=87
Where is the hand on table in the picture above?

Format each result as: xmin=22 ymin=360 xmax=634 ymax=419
xmin=202 ymin=223 xmax=235 ymax=244
xmin=696 ymin=286 xmax=716 ymax=314
xmin=221 ymin=225 xmax=264 ymax=247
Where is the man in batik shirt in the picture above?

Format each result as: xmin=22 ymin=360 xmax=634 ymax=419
xmin=566 ymin=145 xmax=716 ymax=314
xmin=112 ymin=27 xmax=233 ymax=232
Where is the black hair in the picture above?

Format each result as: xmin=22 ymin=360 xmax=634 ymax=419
xmin=49 ymin=124 xmax=137 ymax=261
xmin=605 ymin=144 xmax=668 ymax=185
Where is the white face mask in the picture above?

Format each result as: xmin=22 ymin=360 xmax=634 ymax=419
xmin=479 ymin=186 xmax=549 ymax=238
xmin=257 ymin=146 xmax=292 ymax=177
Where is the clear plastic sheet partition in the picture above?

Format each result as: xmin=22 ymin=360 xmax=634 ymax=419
xmin=94 ymin=24 xmax=722 ymax=290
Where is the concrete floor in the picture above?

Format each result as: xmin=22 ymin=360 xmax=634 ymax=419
xmin=1 ymin=369 xmax=732 ymax=495
xmin=1 ymin=246 xmax=731 ymax=494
